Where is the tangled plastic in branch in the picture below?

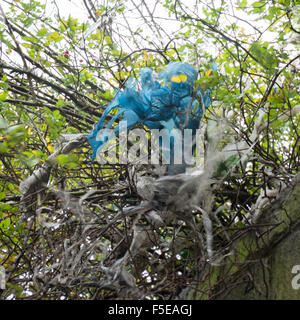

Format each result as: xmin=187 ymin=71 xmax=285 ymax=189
xmin=88 ymin=61 xmax=217 ymax=173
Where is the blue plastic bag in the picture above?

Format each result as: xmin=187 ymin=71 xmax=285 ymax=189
xmin=88 ymin=61 xmax=216 ymax=172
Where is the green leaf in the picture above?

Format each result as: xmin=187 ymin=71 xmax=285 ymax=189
xmin=213 ymin=155 xmax=240 ymax=178
xmin=21 ymin=152 xmax=41 ymax=168
xmin=37 ymin=27 xmax=48 ymax=37
xmin=239 ymin=0 xmax=247 ymax=8
xmin=22 ymin=36 xmax=36 ymax=43
xmin=104 ymin=36 xmax=113 ymax=46
xmin=4 ymin=124 xmax=27 ymax=147
xmin=0 ymin=118 xmax=8 ymax=130
xmin=48 ymin=32 xmax=64 ymax=42
xmin=252 ymin=1 xmax=265 ymax=8
xmin=0 ymin=92 xmax=8 ymax=101
xmin=56 ymin=153 xmax=80 ymax=168
xmin=21 ymin=42 xmax=32 ymax=49
xmin=0 ymin=203 xmax=11 ymax=212
xmin=0 ymin=142 xmax=9 ymax=153
xmin=101 ymin=90 xmax=114 ymax=100
xmin=52 ymin=110 xmax=61 ymax=119
xmin=6 ymin=283 xmax=24 ymax=298
xmin=0 ymin=217 xmax=10 ymax=230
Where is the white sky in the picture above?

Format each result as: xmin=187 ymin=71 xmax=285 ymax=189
xmin=50 ymin=0 xmax=282 ymax=55
xmin=1 ymin=0 xmax=298 ymax=68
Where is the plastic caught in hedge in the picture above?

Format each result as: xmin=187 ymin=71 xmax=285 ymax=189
xmin=88 ymin=61 xmax=216 ymax=173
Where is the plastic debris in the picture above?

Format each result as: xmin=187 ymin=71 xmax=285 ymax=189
xmin=88 ymin=61 xmax=216 ymax=173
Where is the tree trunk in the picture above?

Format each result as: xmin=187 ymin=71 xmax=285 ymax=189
xmin=188 ymin=173 xmax=300 ymax=300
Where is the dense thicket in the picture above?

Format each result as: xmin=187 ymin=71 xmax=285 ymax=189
xmin=0 ymin=0 xmax=299 ymax=299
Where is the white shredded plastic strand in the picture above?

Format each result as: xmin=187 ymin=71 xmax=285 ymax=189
xmin=194 ymin=206 xmax=214 ymax=263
